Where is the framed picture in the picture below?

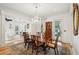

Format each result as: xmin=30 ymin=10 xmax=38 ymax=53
xmin=73 ymin=3 xmax=79 ymax=36
xmin=27 ymin=24 xmax=29 ymax=29
xmin=15 ymin=25 xmax=19 ymax=34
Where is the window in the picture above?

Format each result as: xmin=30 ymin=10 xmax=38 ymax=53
xmin=55 ymin=21 xmax=61 ymax=37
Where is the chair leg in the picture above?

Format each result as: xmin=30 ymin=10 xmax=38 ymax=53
xmin=28 ymin=43 xmax=30 ymax=49
xmin=32 ymin=44 xmax=36 ymax=54
xmin=54 ymin=48 xmax=59 ymax=55
xmin=44 ymin=48 xmax=47 ymax=54
xmin=32 ymin=49 xmax=33 ymax=54
xmin=24 ymin=43 xmax=27 ymax=48
xmin=27 ymin=43 xmax=29 ymax=50
xmin=42 ymin=44 xmax=46 ymax=54
xmin=48 ymin=47 xmax=50 ymax=50
xmin=54 ymin=48 xmax=57 ymax=55
xmin=32 ymin=45 xmax=34 ymax=54
xmin=36 ymin=46 xmax=38 ymax=55
xmin=56 ymin=48 xmax=59 ymax=55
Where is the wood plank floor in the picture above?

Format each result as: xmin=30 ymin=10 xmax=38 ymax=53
xmin=0 ymin=42 xmax=73 ymax=55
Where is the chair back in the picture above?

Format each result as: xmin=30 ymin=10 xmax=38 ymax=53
xmin=55 ymin=33 xmax=60 ymax=47
xmin=31 ymin=35 xmax=36 ymax=40
xmin=36 ymin=32 xmax=41 ymax=36
xmin=23 ymin=32 xmax=29 ymax=42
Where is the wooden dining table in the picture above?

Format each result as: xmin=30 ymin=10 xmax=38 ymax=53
xmin=29 ymin=34 xmax=47 ymax=54
xmin=29 ymin=33 xmax=62 ymax=54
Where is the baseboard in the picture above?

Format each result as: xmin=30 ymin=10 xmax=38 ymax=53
xmin=5 ymin=39 xmax=24 ymax=46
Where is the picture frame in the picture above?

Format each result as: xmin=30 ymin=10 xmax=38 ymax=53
xmin=73 ymin=3 xmax=79 ymax=36
xmin=15 ymin=25 xmax=19 ymax=34
xmin=27 ymin=24 xmax=29 ymax=29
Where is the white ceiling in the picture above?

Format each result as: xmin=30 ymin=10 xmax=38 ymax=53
xmin=0 ymin=3 xmax=71 ymax=17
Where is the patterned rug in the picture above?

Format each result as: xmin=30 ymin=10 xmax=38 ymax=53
xmin=0 ymin=43 xmax=72 ymax=55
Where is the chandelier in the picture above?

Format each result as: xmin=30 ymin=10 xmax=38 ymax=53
xmin=32 ymin=3 xmax=41 ymax=23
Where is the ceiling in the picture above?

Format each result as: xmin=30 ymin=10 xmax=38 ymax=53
xmin=0 ymin=3 xmax=71 ymax=17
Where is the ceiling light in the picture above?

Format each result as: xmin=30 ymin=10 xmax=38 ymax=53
xmin=33 ymin=3 xmax=40 ymax=8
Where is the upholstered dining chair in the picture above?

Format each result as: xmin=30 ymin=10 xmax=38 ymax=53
xmin=31 ymin=35 xmax=37 ymax=54
xmin=23 ymin=32 xmax=32 ymax=49
xmin=46 ymin=33 xmax=60 ymax=55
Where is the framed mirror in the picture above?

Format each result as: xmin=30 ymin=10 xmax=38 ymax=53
xmin=73 ymin=3 xmax=79 ymax=36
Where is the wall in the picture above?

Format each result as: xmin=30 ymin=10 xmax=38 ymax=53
xmin=0 ymin=9 xmax=6 ymax=47
xmin=0 ymin=7 xmax=31 ymax=43
xmin=72 ymin=35 xmax=79 ymax=54
xmin=0 ymin=10 xmax=2 ymax=46
xmin=31 ymin=20 xmax=41 ymax=35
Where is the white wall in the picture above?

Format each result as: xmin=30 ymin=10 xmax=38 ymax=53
xmin=0 ymin=10 xmax=6 ymax=46
xmin=0 ymin=7 xmax=31 ymax=42
xmin=73 ymin=35 xmax=79 ymax=54
xmin=0 ymin=10 xmax=2 ymax=46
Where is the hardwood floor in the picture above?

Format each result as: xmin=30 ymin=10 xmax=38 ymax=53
xmin=0 ymin=47 xmax=12 ymax=55
xmin=0 ymin=42 xmax=72 ymax=55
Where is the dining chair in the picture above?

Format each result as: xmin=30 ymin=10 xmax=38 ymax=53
xmin=46 ymin=33 xmax=60 ymax=55
xmin=31 ymin=35 xmax=37 ymax=54
xmin=23 ymin=32 xmax=32 ymax=49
